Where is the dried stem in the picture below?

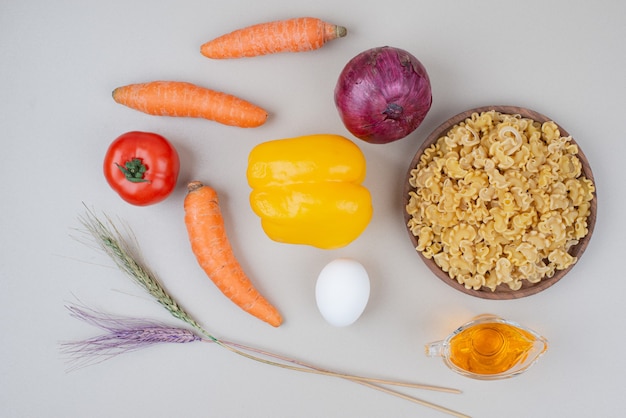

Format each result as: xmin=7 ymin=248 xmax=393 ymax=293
xmin=206 ymin=342 xmax=469 ymax=418
xmin=71 ymin=208 xmax=467 ymax=417
xmin=217 ymin=339 xmax=461 ymax=394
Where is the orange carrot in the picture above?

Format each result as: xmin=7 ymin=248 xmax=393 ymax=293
xmin=184 ymin=181 xmax=283 ymax=327
xmin=112 ymin=81 xmax=268 ymax=128
xmin=200 ymin=17 xmax=347 ymax=59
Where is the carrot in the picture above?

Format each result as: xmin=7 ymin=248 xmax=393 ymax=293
xmin=184 ymin=181 xmax=283 ymax=327
xmin=112 ymin=81 xmax=268 ymax=128
xmin=200 ymin=17 xmax=347 ymax=59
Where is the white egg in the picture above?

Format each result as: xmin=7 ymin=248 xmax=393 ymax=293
xmin=315 ymin=258 xmax=370 ymax=327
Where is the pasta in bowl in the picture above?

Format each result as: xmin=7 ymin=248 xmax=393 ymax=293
xmin=403 ymin=106 xmax=597 ymax=299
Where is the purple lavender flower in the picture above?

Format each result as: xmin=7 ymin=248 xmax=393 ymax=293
xmin=61 ymin=304 xmax=202 ymax=369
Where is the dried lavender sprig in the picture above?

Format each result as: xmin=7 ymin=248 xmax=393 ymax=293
xmin=63 ymin=306 xmax=468 ymax=418
xmin=62 ymin=304 xmax=201 ymax=370
xmin=64 ymin=302 xmax=438 ymax=391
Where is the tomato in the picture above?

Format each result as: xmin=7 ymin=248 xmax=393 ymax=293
xmin=103 ymin=131 xmax=180 ymax=206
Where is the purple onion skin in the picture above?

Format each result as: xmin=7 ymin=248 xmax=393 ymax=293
xmin=334 ymin=46 xmax=432 ymax=144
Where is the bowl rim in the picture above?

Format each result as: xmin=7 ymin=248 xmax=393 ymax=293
xmin=403 ymin=105 xmax=597 ymax=300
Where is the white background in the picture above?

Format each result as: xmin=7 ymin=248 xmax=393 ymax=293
xmin=1 ymin=1 xmax=625 ymax=417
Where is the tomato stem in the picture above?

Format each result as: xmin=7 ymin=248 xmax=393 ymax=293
xmin=116 ymin=158 xmax=150 ymax=183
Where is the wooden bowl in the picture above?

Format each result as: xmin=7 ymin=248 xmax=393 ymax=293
xmin=403 ymin=106 xmax=597 ymax=299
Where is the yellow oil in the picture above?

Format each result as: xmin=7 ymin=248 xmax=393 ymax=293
xmin=448 ymin=321 xmax=537 ymax=375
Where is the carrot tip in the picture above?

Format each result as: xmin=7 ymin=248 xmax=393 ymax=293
xmin=187 ymin=181 xmax=204 ymax=192
xmin=336 ymin=25 xmax=347 ymax=38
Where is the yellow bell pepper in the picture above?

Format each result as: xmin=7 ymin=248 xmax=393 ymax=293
xmin=246 ymin=134 xmax=373 ymax=249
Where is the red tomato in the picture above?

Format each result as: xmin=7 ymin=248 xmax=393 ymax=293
xmin=103 ymin=131 xmax=180 ymax=206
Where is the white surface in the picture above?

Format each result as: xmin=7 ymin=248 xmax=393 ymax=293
xmin=1 ymin=1 xmax=624 ymax=417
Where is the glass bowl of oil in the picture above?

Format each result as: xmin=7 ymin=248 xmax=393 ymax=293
xmin=425 ymin=314 xmax=548 ymax=380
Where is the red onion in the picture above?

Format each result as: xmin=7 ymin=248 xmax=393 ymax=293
xmin=334 ymin=46 xmax=432 ymax=144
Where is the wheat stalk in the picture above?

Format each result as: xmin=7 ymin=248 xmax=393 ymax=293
xmin=71 ymin=208 xmax=469 ymax=418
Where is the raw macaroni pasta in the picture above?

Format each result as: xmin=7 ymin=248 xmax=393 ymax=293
xmin=406 ymin=110 xmax=595 ymax=291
